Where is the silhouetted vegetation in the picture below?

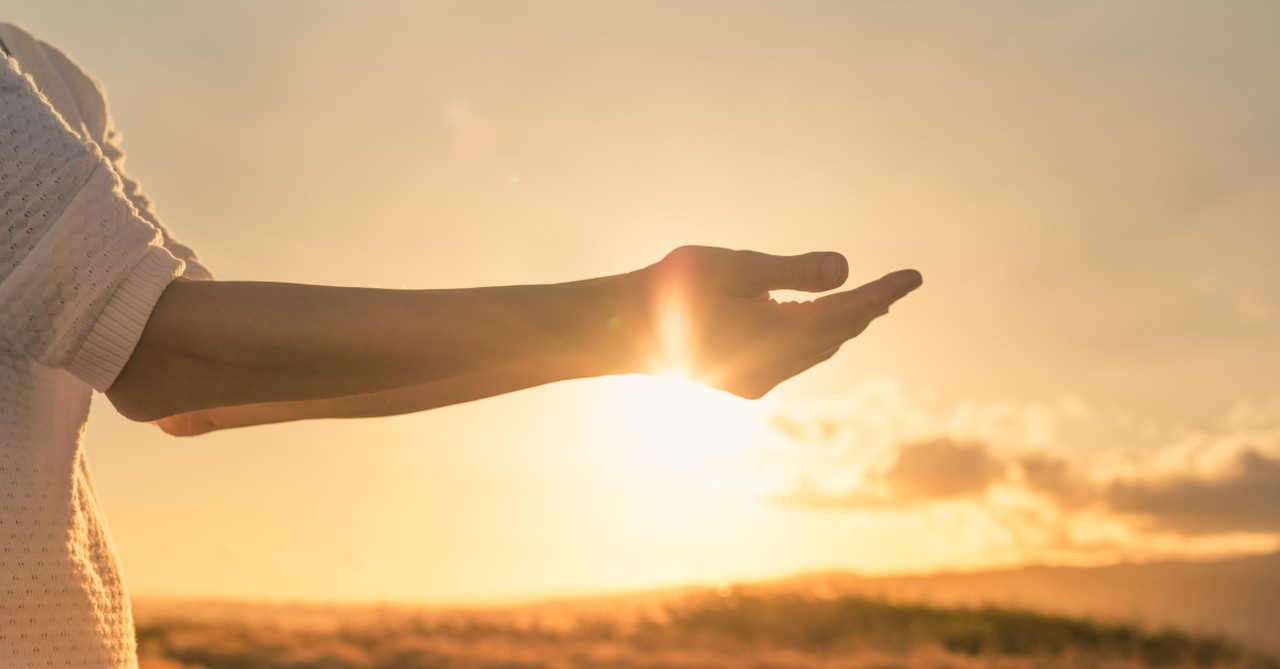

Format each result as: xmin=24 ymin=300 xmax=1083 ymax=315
xmin=136 ymin=593 xmax=1278 ymax=669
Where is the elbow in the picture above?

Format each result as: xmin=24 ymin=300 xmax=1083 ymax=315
xmin=108 ymin=392 xmax=215 ymax=437
xmin=151 ymin=412 xmax=216 ymax=437
xmin=105 ymin=356 xmax=183 ymax=423
xmin=107 ymin=382 xmax=217 ymax=435
xmin=104 ymin=357 xmax=221 ymax=436
xmin=105 ymin=382 xmax=175 ymax=423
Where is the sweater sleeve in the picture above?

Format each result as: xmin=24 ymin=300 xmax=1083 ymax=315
xmin=1 ymin=55 xmax=185 ymax=391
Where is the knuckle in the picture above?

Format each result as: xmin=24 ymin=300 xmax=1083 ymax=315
xmin=665 ymin=245 xmax=715 ymax=262
xmin=788 ymin=258 xmax=806 ymax=287
xmin=665 ymin=245 xmax=695 ymax=260
xmin=662 ymin=245 xmax=717 ymax=274
xmin=792 ymin=253 xmax=824 ymax=288
xmin=657 ymin=247 xmax=696 ymax=279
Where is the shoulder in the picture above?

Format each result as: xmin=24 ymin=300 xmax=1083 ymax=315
xmin=0 ymin=22 xmax=110 ymax=140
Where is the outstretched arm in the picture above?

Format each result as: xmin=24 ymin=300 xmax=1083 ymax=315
xmin=109 ymin=246 xmax=921 ymax=428
xmin=153 ymin=357 xmax=580 ymax=436
xmin=107 ymin=276 xmax=627 ymax=422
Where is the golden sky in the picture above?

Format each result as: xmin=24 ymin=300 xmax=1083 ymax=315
xmin=10 ymin=1 xmax=1280 ymax=603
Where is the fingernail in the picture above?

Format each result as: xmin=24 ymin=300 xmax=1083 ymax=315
xmin=822 ymin=254 xmax=846 ymax=284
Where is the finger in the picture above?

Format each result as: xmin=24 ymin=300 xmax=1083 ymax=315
xmin=722 ymin=250 xmax=849 ymax=297
xmin=813 ymin=269 xmax=922 ymax=336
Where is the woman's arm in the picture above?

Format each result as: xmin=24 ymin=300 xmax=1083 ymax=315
xmin=107 ymin=246 xmax=922 ymax=424
xmin=106 ymin=275 xmax=628 ymax=422
xmin=153 ymin=356 xmax=584 ymax=436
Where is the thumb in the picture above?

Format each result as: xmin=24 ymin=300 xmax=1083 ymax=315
xmin=723 ymin=250 xmax=848 ymax=297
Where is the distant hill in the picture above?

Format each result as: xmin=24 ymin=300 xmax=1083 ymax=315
xmin=133 ymin=552 xmax=1280 ymax=660
xmin=134 ymin=585 xmax=1277 ymax=669
xmin=765 ymin=552 xmax=1280 ymax=655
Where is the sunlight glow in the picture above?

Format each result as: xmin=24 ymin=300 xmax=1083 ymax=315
xmin=592 ymin=375 xmax=773 ymax=487
xmin=650 ymin=277 xmax=694 ymax=379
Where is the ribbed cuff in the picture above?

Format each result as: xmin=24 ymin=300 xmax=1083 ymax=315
xmin=66 ymin=247 xmax=184 ymax=391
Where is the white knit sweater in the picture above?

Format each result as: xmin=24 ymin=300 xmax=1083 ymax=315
xmin=1 ymin=23 xmax=211 ymax=667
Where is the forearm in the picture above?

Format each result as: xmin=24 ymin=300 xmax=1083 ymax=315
xmin=108 ymin=277 xmax=639 ymax=422
xmin=156 ymin=355 xmax=585 ymax=435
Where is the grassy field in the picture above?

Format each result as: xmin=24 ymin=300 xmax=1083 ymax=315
xmin=135 ymin=591 xmax=1278 ymax=669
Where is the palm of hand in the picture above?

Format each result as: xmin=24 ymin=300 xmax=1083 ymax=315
xmin=637 ymin=246 xmax=921 ymax=399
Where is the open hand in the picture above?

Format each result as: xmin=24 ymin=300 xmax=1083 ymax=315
xmin=627 ymin=246 xmax=921 ymax=398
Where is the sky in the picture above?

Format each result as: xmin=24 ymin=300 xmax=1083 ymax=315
xmin=7 ymin=0 xmax=1279 ymax=604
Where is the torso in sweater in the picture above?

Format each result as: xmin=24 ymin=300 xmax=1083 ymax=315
xmin=1 ymin=22 xmax=209 ymax=668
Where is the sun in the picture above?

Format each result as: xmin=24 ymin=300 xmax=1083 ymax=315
xmin=588 ymin=374 xmax=775 ymax=488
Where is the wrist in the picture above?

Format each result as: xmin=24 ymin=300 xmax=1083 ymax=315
xmin=581 ymin=269 xmax=649 ymax=377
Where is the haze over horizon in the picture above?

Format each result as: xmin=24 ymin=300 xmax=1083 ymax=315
xmin=8 ymin=0 xmax=1278 ymax=604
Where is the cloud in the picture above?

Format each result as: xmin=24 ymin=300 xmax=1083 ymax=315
xmin=769 ymin=438 xmax=1005 ymax=510
xmin=761 ymin=382 xmax=1280 ymax=564
xmin=880 ymin=439 xmax=1004 ymax=500
xmin=1018 ymin=453 xmax=1088 ymax=507
xmin=1104 ymin=447 xmax=1280 ymax=535
xmin=1011 ymin=441 xmax=1280 ymax=539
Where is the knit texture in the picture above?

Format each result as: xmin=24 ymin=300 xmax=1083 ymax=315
xmin=1 ymin=23 xmax=210 ymax=667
